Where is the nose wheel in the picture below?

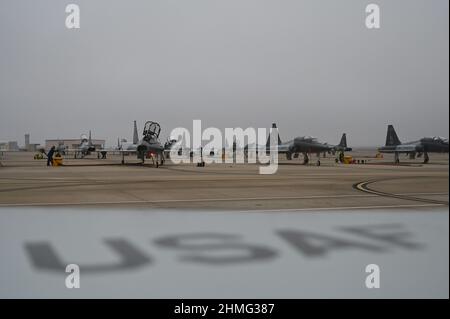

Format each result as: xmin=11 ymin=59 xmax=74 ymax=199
xmin=140 ymin=151 xmax=164 ymax=168
xmin=151 ymin=153 xmax=164 ymax=168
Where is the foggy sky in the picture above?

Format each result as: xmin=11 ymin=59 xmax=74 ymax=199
xmin=0 ymin=0 xmax=448 ymax=147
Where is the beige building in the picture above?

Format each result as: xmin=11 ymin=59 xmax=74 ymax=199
xmin=45 ymin=139 xmax=105 ymax=150
xmin=0 ymin=141 xmax=19 ymax=151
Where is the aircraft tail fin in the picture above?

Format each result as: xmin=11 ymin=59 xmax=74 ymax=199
xmin=385 ymin=125 xmax=401 ymax=146
xmin=338 ymin=133 xmax=347 ymax=148
xmin=133 ymin=120 xmax=139 ymax=145
xmin=266 ymin=123 xmax=282 ymax=147
xmin=88 ymin=130 xmax=92 ymax=145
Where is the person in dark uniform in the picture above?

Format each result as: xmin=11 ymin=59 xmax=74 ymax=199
xmin=47 ymin=146 xmax=56 ymax=166
xmin=339 ymin=151 xmax=345 ymax=163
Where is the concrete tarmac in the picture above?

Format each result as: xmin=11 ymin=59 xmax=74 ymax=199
xmin=0 ymin=150 xmax=448 ymax=210
xmin=0 ymin=150 xmax=448 ymax=298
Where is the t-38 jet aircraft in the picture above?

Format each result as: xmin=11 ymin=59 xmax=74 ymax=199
xmin=44 ymin=131 xmax=102 ymax=159
xmin=378 ymin=125 xmax=449 ymax=164
xmin=69 ymin=131 xmax=97 ymax=158
xmin=117 ymin=120 xmax=139 ymax=152
xmin=265 ymin=123 xmax=351 ymax=165
xmin=64 ymin=130 xmax=112 ymax=159
xmin=118 ymin=121 xmax=165 ymax=167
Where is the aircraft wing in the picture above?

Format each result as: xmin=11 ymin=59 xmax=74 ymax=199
xmin=381 ymin=143 xmax=420 ymax=153
xmin=245 ymin=144 xmax=289 ymax=154
xmin=276 ymin=144 xmax=290 ymax=153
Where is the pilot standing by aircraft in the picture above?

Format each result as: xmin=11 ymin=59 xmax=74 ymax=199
xmin=46 ymin=146 xmax=55 ymax=166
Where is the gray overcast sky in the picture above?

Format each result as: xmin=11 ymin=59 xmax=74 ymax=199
xmin=0 ymin=0 xmax=448 ymax=147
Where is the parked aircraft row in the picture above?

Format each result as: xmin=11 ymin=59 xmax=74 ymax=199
xmin=47 ymin=122 xmax=449 ymax=168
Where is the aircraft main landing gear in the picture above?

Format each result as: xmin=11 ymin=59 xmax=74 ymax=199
xmin=302 ymin=153 xmax=309 ymax=165
xmin=423 ymin=152 xmax=429 ymax=164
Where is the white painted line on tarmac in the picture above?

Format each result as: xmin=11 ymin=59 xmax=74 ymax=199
xmin=0 ymin=192 xmax=447 ymax=207
xmin=236 ymin=203 xmax=445 ymax=213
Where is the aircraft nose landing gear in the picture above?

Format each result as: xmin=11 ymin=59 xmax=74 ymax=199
xmin=148 ymin=152 xmax=164 ymax=168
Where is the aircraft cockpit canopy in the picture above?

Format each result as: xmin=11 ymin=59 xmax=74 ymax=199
xmin=302 ymin=136 xmax=318 ymax=142
xmin=143 ymin=121 xmax=161 ymax=138
xmin=432 ymin=136 xmax=448 ymax=144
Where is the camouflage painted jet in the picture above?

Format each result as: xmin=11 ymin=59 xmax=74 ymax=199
xmin=378 ymin=125 xmax=449 ymax=164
